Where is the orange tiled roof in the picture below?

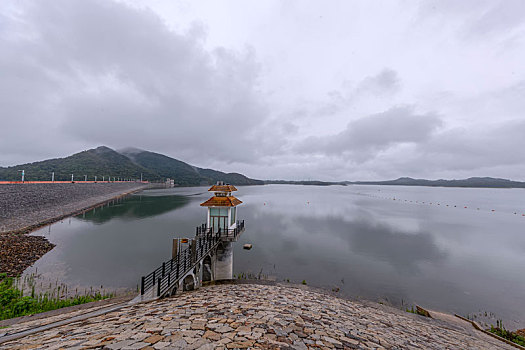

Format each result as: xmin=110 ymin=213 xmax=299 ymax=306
xmin=208 ymin=185 xmax=237 ymax=192
xmin=200 ymin=196 xmax=243 ymax=207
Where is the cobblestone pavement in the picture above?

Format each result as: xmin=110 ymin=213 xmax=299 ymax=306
xmin=1 ymin=283 xmax=512 ymax=349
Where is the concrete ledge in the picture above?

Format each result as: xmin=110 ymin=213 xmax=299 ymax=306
xmin=455 ymin=314 xmax=525 ymax=350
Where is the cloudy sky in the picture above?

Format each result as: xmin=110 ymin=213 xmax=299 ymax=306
xmin=1 ymin=0 xmax=524 ymax=181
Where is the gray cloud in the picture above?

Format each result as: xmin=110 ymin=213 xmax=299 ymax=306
xmin=356 ymin=69 xmax=400 ymax=96
xmin=316 ymin=69 xmax=401 ymax=118
xmin=296 ymin=106 xmax=443 ymax=163
xmin=414 ymin=119 xmax=525 ymax=173
xmin=0 ymin=0 xmax=269 ymax=166
xmin=418 ymin=0 xmax=525 ymax=38
xmin=1 ymin=0 xmax=524 ymax=181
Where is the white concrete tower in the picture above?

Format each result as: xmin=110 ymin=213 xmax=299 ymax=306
xmin=200 ymin=181 xmax=242 ymax=232
xmin=200 ymin=181 xmax=242 ymax=280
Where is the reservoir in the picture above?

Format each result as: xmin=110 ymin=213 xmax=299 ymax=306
xmin=26 ymin=184 xmax=525 ymax=329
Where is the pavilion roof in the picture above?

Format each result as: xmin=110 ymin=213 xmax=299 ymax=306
xmin=200 ymin=196 xmax=242 ymax=207
xmin=208 ymin=184 xmax=237 ymax=192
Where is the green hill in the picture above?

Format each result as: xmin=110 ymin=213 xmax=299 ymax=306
xmin=0 ymin=146 xmax=157 ymax=181
xmin=120 ymin=148 xmax=207 ymax=186
xmin=0 ymin=146 xmax=263 ymax=186
xmin=196 ymin=168 xmax=264 ymax=186
xmin=120 ymin=148 xmax=263 ymax=186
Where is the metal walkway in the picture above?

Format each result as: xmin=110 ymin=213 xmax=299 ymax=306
xmin=139 ymin=221 xmax=245 ymax=299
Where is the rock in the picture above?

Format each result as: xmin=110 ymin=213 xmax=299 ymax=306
xmin=203 ymin=330 xmax=221 ymax=341
xmin=215 ymin=325 xmax=234 ymax=333
xmin=144 ymin=335 xmax=164 ymax=344
xmin=122 ymin=341 xmax=149 ymax=350
xmin=191 ymin=322 xmax=206 ymax=330
xmin=416 ymin=305 xmax=432 ymax=318
xmin=104 ymin=339 xmax=135 ymax=349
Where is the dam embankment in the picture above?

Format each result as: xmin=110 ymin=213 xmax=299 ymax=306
xmin=0 ymin=182 xmax=147 ymax=276
xmin=0 ymin=282 xmax=516 ymax=349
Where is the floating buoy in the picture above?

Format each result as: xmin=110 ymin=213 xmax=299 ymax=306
xmin=243 ymin=244 xmax=253 ymax=250
xmin=464 ymin=206 xmax=467 ymax=208
xmin=491 ymin=209 xmax=495 ymax=212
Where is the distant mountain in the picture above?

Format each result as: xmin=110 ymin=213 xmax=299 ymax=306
xmin=0 ymin=146 xmax=157 ymax=182
xmin=120 ymin=148 xmax=207 ymax=186
xmin=351 ymin=177 xmax=525 ymax=188
xmin=120 ymin=148 xmax=263 ymax=186
xmin=0 ymin=146 xmax=263 ymax=186
xmin=196 ymin=168 xmax=264 ymax=186
xmin=4 ymin=150 xmax=520 ymax=189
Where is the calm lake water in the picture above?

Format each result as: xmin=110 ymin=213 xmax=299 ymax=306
xmin=27 ymin=184 xmax=525 ymax=329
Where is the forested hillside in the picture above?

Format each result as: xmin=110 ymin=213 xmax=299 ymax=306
xmin=0 ymin=146 xmax=262 ymax=186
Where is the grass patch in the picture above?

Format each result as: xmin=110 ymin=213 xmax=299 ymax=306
xmin=0 ymin=272 xmax=113 ymax=321
xmin=236 ymin=269 xmax=268 ymax=280
xmin=489 ymin=320 xmax=525 ymax=347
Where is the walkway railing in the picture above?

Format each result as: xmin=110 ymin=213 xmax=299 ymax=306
xmin=140 ymin=220 xmax=245 ymax=297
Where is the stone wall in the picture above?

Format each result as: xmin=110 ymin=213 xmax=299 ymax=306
xmin=0 ymin=183 xmax=146 ymax=233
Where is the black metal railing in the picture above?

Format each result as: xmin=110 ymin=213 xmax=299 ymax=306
xmin=140 ymin=220 xmax=245 ymax=297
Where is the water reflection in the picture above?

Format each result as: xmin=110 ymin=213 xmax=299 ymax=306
xmin=78 ymin=194 xmax=190 ymax=224
xmin=342 ymin=218 xmax=446 ymax=273
xmin=27 ymin=184 xmax=525 ymax=329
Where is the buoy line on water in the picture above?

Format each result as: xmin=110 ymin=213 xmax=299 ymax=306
xmin=347 ymin=191 xmax=525 ymax=217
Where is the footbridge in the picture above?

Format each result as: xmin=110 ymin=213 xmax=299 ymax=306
xmin=138 ymin=221 xmax=245 ymax=300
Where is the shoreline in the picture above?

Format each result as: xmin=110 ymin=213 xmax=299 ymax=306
xmin=0 ymin=183 xmax=148 ymax=277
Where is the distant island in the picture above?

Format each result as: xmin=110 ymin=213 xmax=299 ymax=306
xmin=265 ymin=177 xmax=525 ymax=188
xmin=349 ymin=177 xmax=525 ymax=188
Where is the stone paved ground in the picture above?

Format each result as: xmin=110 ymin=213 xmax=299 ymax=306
xmin=0 ymin=283 xmax=512 ymax=349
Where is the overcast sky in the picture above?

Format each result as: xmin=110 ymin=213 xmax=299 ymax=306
xmin=1 ymin=0 xmax=524 ymax=181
